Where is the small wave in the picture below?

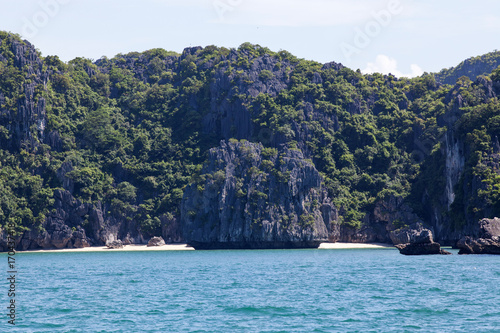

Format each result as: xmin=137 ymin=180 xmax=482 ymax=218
xmin=371 ymin=295 xmax=390 ymax=300
xmin=480 ymin=312 xmax=500 ymax=318
xmin=225 ymin=305 xmax=293 ymax=315
xmin=403 ymin=325 xmax=422 ymax=329
xmin=414 ymin=308 xmax=451 ymax=315
xmin=146 ymin=309 xmax=166 ymax=315
xmin=342 ymin=318 xmax=362 ymax=323
xmin=113 ymin=319 xmax=135 ymax=324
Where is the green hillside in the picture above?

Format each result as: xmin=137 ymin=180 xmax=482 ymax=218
xmin=1 ymin=31 xmax=500 ymax=249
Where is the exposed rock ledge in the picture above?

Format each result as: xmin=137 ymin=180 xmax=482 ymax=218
xmin=181 ymin=140 xmax=337 ymax=250
xmin=457 ymin=218 xmax=500 ymax=254
xmin=393 ymin=227 xmax=451 ymax=255
xmin=106 ymin=240 xmax=124 ymax=249
xmin=147 ymin=236 xmax=166 ymax=247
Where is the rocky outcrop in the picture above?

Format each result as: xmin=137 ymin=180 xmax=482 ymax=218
xmin=412 ymin=76 xmax=500 ymax=245
xmin=369 ymin=195 xmax=426 ymax=244
xmin=394 ymin=228 xmax=451 ymax=255
xmin=181 ymin=140 xmax=337 ymax=249
xmin=0 ymin=36 xmax=49 ymax=151
xmin=70 ymin=226 xmax=91 ymax=248
xmin=5 ymin=187 xmax=149 ymax=251
xmin=457 ymin=218 xmax=500 ymax=254
xmin=161 ymin=215 xmax=183 ymax=243
xmin=147 ymin=236 xmax=166 ymax=247
xmin=106 ymin=240 xmax=124 ymax=249
xmin=390 ymin=223 xmax=427 ymax=246
xmin=457 ymin=237 xmax=500 ymax=255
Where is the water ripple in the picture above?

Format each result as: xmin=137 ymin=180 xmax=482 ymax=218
xmin=5 ymin=249 xmax=499 ymax=332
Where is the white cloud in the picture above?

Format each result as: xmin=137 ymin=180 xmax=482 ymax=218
xmin=362 ymin=54 xmax=423 ymax=78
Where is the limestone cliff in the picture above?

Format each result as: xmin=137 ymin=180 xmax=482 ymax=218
xmin=414 ymin=75 xmax=500 ymax=245
xmin=2 ymin=33 xmax=500 ymax=251
xmin=181 ymin=140 xmax=337 ymax=249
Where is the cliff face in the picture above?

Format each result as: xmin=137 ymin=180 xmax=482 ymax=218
xmin=0 ymin=35 xmax=183 ymax=251
xmin=202 ymin=49 xmax=292 ymax=141
xmin=0 ymin=37 xmax=48 ymax=151
xmin=411 ymin=75 xmax=500 ymax=245
xmin=2 ymin=33 xmax=500 ymax=251
xmin=181 ymin=140 xmax=336 ymax=249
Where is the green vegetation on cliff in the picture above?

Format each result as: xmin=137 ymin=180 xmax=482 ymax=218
xmin=1 ymin=31 xmax=499 ymax=246
xmin=434 ymin=50 xmax=500 ymax=85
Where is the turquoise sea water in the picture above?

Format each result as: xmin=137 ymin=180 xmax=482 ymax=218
xmin=2 ymin=248 xmax=500 ymax=332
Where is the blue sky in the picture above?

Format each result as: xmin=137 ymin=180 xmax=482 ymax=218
xmin=1 ymin=0 xmax=499 ymax=77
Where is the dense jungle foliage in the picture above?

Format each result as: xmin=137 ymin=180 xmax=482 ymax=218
xmin=1 ymin=31 xmax=499 ymax=237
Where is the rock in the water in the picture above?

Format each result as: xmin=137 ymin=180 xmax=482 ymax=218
xmin=478 ymin=217 xmax=500 ymax=238
xmin=106 ymin=240 xmax=124 ymax=249
xmin=394 ymin=228 xmax=451 ymax=255
xmin=457 ymin=218 xmax=500 ymax=254
xmin=457 ymin=237 xmax=500 ymax=255
xmin=395 ymin=242 xmax=451 ymax=255
xmin=390 ymin=223 xmax=429 ymax=245
xmin=147 ymin=236 xmax=166 ymax=247
xmin=181 ymin=140 xmax=337 ymax=249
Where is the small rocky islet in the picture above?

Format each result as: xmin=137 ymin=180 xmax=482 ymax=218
xmin=1 ymin=32 xmax=500 ymax=255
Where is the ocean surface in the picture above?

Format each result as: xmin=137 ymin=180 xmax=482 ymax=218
xmin=2 ymin=248 xmax=500 ymax=332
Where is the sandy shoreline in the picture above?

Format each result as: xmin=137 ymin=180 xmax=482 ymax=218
xmin=319 ymin=242 xmax=394 ymax=249
xmin=16 ymin=242 xmax=394 ymax=253
xmin=20 ymin=244 xmax=195 ymax=253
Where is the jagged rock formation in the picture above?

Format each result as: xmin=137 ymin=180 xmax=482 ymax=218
xmin=106 ymin=240 xmax=124 ymax=249
xmin=181 ymin=140 xmax=337 ymax=249
xmin=408 ymin=73 xmax=500 ymax=246
xmin=0 ymin=37 xmax=49 ymax=151
xmin=457 ymin=218 xmax=500 ymax=254
xmin=394 ymin=229 xmax=451 ymax=255
xmin=147 ymin=236 xmax=166 ymax=247
xmin=2 ymin=32 xmax=500 ymax=251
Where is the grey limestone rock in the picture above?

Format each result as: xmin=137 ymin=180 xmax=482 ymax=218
xmin=147 ymin=236 xmax=166 ymax=247
xmin=181 ymin=140 xmax=337 ymax=249
xmin=457 ymin=218 xmax=500 ymax=254
xmin=394 ymin=228 xmax=451 ymax=255
xmin=71 ymin=226 xmax=90 ymax=248
xmin=106 ymin=240 xmax=124 ymax=249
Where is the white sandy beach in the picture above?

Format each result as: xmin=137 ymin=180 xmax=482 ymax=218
xmin=19 ymin=242 xmax=394 ymax=253
xmin=318 ymin=242 xmax=394 ymax=249
xmin=21 ymin=244 xmax=195 ymax=253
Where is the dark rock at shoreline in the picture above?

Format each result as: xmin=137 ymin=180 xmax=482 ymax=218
xmin=390 ymin=224 xmax=429 ymax=245
xmin=457 ymin=218 xmax=500 ymax=254
xmin=71 ymin=226 xmax=90 ymax=248
xmin=394 ymin=228 xmax=451 ymax=255
xmin=457 ymin=237 xmax=500 ymax=255
xmin=395 ymin=242 xmax=452 ymax=255
xmin=147 ymin=236 xmax=166 ymax=247
xmin=106 ymin=240 xmax=124 ymax=249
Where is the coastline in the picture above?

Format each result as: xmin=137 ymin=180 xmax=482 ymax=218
xmin=19 ymin=244 xmax=196 ymax=253
xmin=15 ymin=242 xmax=394 ymax=253
xmin=319 ymin=242 xmax=394 ymax=249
